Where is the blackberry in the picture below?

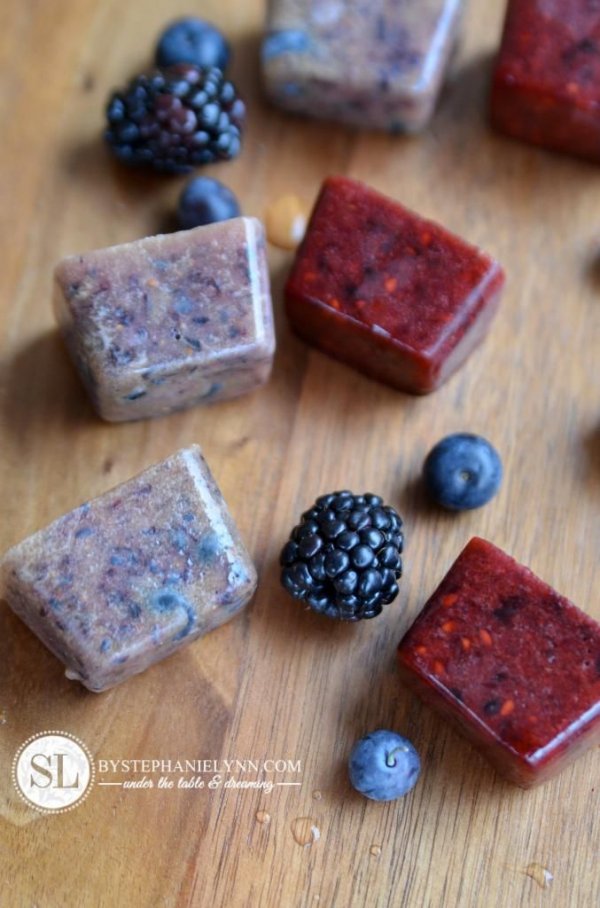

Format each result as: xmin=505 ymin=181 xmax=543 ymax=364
xmin=105 ymin=65 xmax=245 ymax=174
xmin=280 ymin=491 xmax=404 ymax=621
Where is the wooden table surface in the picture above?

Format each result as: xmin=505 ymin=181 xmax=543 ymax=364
xmin=1 ymin=1 xmax=599 ymax=906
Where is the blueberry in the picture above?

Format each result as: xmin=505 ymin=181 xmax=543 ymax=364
xmin=177 ymin=177 xmax=241 ymax=230
xmin=423 ymin=433 xmax=503 ymax=511
xmin=155 ymin=18 xmax=230 ymax=71
xmin=349 ymin=730 xmax=421 ymax=802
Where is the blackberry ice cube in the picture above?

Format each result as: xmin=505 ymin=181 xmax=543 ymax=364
xmin=397 ymin=538 xmax=600 ymax=786
xmin=285 ymin=177 xmax=505 ymax=394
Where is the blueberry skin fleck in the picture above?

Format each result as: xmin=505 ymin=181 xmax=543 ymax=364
xmin=280 ymin=82 xmax=303 ymax=98
xmin=149 ymin=588 xmax=196 ymax=640
xmin=196 ymin=531 xmax=221 ymax=562
xmin=349 ymin=730 xmax=421 ymax=802
xmin=155 ymin=18 xmax=230 ymax=71
xmin=173 ymin=293 xmax=193 ymax=315
xmin=151 ymin=589 xmax=187 ymax=613
xmin=203 ymin=382 xmax=222 ymax=400
xmin=262 ymin=29 xmax=312 ymax=61
xmin=423 ymin=433 xmax=503 ymax=511
xmin=124 ymin=389 xmax=146 ymax=401
xmin=177 ymin=177 xmax=240 ymax=230
xmin=75 ymin=526 xmax=94 ymax=539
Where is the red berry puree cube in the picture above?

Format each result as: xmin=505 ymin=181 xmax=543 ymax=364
xmin=397 ymin=538 xmax=600 ymax=787
xmin=491 ymin=0 xmax=600 ymax=162
xmin=285 ymin=177 xmax=505 ymax=394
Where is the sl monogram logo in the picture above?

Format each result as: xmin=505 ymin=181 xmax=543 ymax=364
xmin=12 ymin=731 xmax=95 ymax=813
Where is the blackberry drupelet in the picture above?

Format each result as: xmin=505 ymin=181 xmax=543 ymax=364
xmin=105 ymin=64 xmax=245 ymax=174
xmin=280 ymin=491 xmax=404 ymax=621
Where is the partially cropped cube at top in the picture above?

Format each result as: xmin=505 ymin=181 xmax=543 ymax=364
xmin=285 ymin=177 xmax=505 ymax=394
xmin=0 ymin=446 xmax=257 ymax=692
xmin=261 ymin=0 xmax=464 ymax=132
xmin=397 ymin=538 xmax=600 ymax=787
xmin=53 ymin=218 xmax=275 ymax=422
xmin=491 ymin=0 xmax=600 ymax=162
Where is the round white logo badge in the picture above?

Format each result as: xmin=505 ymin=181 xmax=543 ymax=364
xmin=12 ymin=731 xmax=95 ymax=814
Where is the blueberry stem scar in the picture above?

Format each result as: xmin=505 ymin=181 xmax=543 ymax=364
xmin=386 ymin=746 xmax=405 ymax=768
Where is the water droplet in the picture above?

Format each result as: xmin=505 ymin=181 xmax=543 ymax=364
xmin=0 ymin=709 xmax=7 ymax=725
xmin=291 ymin=816 xmax=320 ymax=847
xmin=523 ymin=863 xmax=554 ymax=889
xmin=370 ymin=844 xmax=382 ymax=857
xmin=312 ymin=789 xmax=322 ymax=800
xmin=265 ymin=195 xmax=309 ymax=250
xmin=255 ymin=810 xmax=271 ymax=825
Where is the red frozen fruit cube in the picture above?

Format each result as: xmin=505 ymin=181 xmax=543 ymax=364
xmin=397 ymin=538 xmax=600 ymax=787
xmin=491 ymin=0 xmax=600 ymax=162
xmin=284 ymin=176 xmax=505 ymax=394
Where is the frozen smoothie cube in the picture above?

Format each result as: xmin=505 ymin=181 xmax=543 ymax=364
xmin=262 ymin=0 xmax=463 ymax=132
xmin=0 ymin=446 xmax=257 ymax=692
xmin=397 ymin=538 xmax=600 ymax=787
xmin=491 ymin=0 xmax=600 ymax=162
xmin=53 ymin=217 xmax=275 ymax=421
xmin=285 ymin=176 xmax=505 ymax=394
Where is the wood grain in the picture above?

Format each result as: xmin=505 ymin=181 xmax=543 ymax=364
xmin=1 ymin=1 xmax=599 ymax=906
